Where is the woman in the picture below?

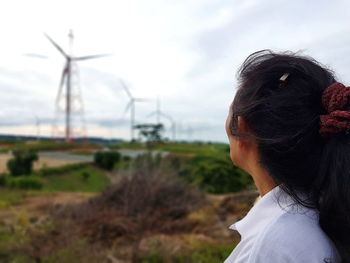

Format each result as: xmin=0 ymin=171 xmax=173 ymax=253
xmin=224 ymin=50 xmax=350 ymax=262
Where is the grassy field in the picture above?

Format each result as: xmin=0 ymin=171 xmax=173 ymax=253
xmin=40 ymin=165 xmax=109 ymax=192
xmin=4 ymin=165 xmax=109 ymax=193
xmin=0 ymin=189 xmax=33 ymax=208
xmin=0 ymin=141 xmax=254 ymax=263
xmin=114 ymin=142 xmax=229 ymax=155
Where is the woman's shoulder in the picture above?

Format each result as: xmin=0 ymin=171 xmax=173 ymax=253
xmin=250 ymin=210 xmax=339 ymax=262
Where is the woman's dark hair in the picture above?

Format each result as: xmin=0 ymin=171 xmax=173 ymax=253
xmin=231 ymin=50 xmax=350 ymax=262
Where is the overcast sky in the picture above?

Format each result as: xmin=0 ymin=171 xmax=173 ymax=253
xmin=0 ymin=0 xmax=350 ymax=142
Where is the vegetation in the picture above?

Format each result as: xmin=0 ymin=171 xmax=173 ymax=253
xmin=1 ymin=165 xmax=108 ymax=193
xmin=134 ymin=123 xmax=165 ymax=144
xmin=0 ymin=174 xmax=6 ymax=186
xmin=13 ymin=159 xmax=205 ymax=262
xmin=39 ymin=163 xmax=87 ymax=176
xmin=159 ymin=142 xmax=229 ymax=155
xmin=140 ymin=241 xmax=233 ymax=263
xmin=7 ymin=149 xmax=38 ymax=176
xmin=180 ymin=154 xmax=252 ymax=194
xmin=94 ymin=151 xmax=121 ymax=171
xmin=6 ymin=177 xmax=43 ymax=190
xmin=0 ymin=141 xmax=255 ymax=262
xmin=0 ymin=189 xmax=33 ymax=208
xmin=114 ymin=141 xmax=229 ymax=155
xmin=40 ymin=165 xmax=108 ymax=192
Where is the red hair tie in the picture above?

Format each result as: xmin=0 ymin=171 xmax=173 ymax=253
xmin=320 ymin=82 xmax=350 ymax=138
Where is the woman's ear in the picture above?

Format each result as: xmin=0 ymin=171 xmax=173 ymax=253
xmin=237 ymin=116 xmax=256 ymax=150
xmin=235 ymin=116 xmax=259 ymax=175
xmin=237 ymin=116 xmax=249 ymax=133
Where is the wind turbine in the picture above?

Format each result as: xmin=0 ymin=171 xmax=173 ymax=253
xmin=186 ymin=125 xmax=194 ymax=141
xmin=147 ymin=97 xmax=176 ymax=141
xmin=154 ymin=97 xmax=161 ymax=124
xmin=34 ymin=114 xmax=41 ymax=141
xmin=120 ymin=79 xmax=149 ymax=141
xmin=44 ymin=30 xmax=109 ymax=142
xmin=176 ymin=121 xmax=193 ymax=141
xmin=160 ymin=113 xmax=176 ymax=141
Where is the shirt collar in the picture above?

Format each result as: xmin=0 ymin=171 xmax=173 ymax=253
xmin=229 ymin=185 xmax=300 ymax=238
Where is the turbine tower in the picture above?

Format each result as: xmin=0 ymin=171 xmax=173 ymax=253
xmin=120 ymin=80 xmax=149 ymax=141
xmin=45 ymin=30 xmax=108 ymax=142
xmin=34 ymin=114 xmax=41 ymax=141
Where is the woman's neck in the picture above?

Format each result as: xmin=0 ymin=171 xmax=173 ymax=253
xmin=248 ymin=163 xmax=277 ymax=196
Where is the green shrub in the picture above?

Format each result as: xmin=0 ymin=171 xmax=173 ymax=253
xmin=94 ymin=151 xmax=121 ymax=171
xmin=122 ymin=155 xmax=131 ymax=162
xmin=174 ymin=243 xmax=232 ymax=263
xmin=39 ymin=163 xmax=86 ymax=176
xmin=38 ymin=166 xmax=109 ymax=192
xmin=0 ymin=175 xmax=6 ymax=186
xmin=179 ymin=154 xmax=252 ymax=194
xmin=140 ymin=242 xmax=233 ymax=263
xmin=141 ymin=253 xmax=163 ymax=263
xmin=7 ymin=150 xmax=38 ymax=176
xmin=81 ymin=171 xmax=90 ymax=181
xmin=7 ymin=177 xmax=43 ymax=190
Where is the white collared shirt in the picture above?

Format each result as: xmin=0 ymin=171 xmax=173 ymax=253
xmin=224 ymin=186 xmax=339 ymax=263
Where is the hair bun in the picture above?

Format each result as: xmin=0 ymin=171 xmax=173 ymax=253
xmin=320 ymin=82 xmax=350 ymax=138
xmin=322 ymin=82 xmax=350 ymax=113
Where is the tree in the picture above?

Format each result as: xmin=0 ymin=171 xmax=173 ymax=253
xmin=94 ymin=151 xmax=121 ymax=171
xmin=134 ymin=123 xmax=164 ymax=143
xmin=7 ymin=150 xmax=38 ymax=176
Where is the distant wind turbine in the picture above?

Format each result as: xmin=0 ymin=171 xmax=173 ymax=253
xmin=147 ymin=97 xmax=176 ymax=141
xmin=120 ymin=79 xmax=149 ymax=141
xmin=34 ymin=114 xmax=41 ymax=141
xmin=176 ymin=122 xmax=193 ymax=141
xmin=160 ymin=113 xmax=176 ymax=141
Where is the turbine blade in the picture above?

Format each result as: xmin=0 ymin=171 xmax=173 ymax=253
xmin=158 ymin=112 xmax=173 ymax=124
xmin=56 ymin=62 xmax=68 ymax=105
xmin=23 ymin=53 xmax=48 ymax=59
xmin=34 ymin=114 xmax=40 ymax=124
xmin=124 ymin=101 xmax=133 ymax=114
xmin=147 ymin=111 xmax=156 ymax=118
xmin=73 ymin=54 xmax=111 ymax=61
xmin=160 ymin=112 xmax=170 ymax=119
xmin=120 ymin=79 xmax=132 ymax=99
xmin=44 ymin=33 xmax=68 ymax=58
xmin=134 ymin=98 xmax=150 ymax=102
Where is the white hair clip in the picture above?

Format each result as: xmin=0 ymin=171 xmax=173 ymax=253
xmin=280 ymin=73 xmax=289 ymax=82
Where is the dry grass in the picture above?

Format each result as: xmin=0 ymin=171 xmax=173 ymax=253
xmin=17 ymin=160 xmax=205 ymax=262
xmin=2 ymin=186 xmax=259 ymax=263
xmin=2 ymin=154 xmax=259 ymax=263
xmin=59 ymin=169 xmax=205 ymax=244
